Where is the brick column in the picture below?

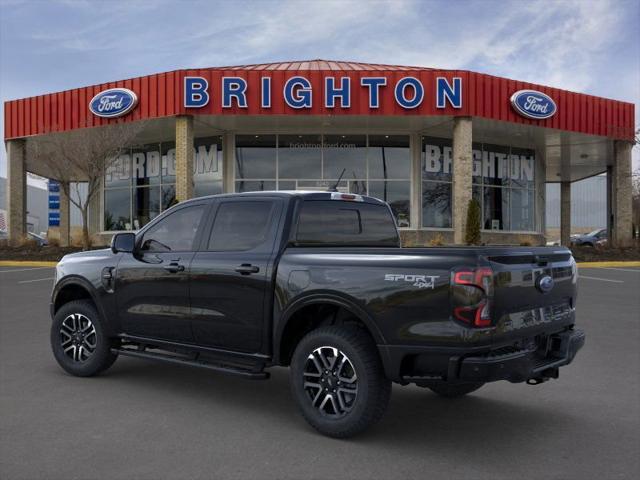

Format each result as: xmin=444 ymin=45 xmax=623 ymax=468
xmin=59 ymin=181 xmax=70 ymax=247
xmin=452 ymin=117 xmax=473 ymax=244
xmin=410 ymin=133 xmax=422 ymax=230
xmin=6 ymin=139 xmax=27 ymax=245
xmin=611 ymin=141 xmax=633 ymax=247
xmin=222 ymin=133 xmax=235 ymax=193
xmin=560 ymin=181 xmax=571 ymax=247
xmin=175 ymin=115 xmax=194 ymax=202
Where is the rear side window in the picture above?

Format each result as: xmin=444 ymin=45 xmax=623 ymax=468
xmin=208 ymin=201 xmax=276 ymax=251
xmin=295 ymin=201 xmax=399 ymax=247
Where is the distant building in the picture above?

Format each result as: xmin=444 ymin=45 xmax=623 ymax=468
xmin=0 ymin=177 xmax=48 ymax=234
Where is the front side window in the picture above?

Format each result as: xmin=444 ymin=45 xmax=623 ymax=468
xmin=207 ymin=201 xmax=276 ymax=251
xmin=140 ymin=205 xmax=206 ymax=253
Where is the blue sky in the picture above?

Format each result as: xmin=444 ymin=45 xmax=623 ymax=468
xmin=1 ymin=0 xmax=638 ymax=180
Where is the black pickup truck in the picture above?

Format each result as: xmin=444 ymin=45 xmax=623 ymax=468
xmin=50 ymin=191 xmax=584 ymax=437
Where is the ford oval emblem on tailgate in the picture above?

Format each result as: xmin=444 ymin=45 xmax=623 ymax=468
xmin=536 ymin=274 xmax=555 ymax=294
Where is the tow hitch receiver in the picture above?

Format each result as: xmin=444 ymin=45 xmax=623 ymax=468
xmin=526 ymin=367 xmax=559 ymax=385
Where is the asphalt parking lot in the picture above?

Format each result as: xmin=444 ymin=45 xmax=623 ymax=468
xmin=1 ymin=265 xmax=639 ymax=480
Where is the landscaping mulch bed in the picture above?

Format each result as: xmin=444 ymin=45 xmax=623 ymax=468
xmin=570 ymin=245 xmax=640 ymax=262
xmin=0 ymin=244 xmax=99 ymax=262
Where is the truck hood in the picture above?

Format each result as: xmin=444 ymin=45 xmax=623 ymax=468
xmin=59 ymin=248 xmax=114 ymax=264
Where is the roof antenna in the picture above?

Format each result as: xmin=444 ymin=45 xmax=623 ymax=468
xmin=328 ymin=168 xmax=346 ymax=192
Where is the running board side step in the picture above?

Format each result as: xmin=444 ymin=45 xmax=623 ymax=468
xmin=112 ymin=348 xmax=270 ymax=380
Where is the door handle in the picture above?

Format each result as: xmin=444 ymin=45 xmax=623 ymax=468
xmin=235 ymin=264 xmax=260 ymax=275
xmin=163 ymin=262 xmax=185 ymax=273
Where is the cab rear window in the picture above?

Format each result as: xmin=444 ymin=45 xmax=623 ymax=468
xmin=295 ymin=201 xmax=399 ymax=247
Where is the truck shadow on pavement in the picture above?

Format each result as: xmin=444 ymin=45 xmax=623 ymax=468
xmin=84 ymin=357 xmax=576 ymax=451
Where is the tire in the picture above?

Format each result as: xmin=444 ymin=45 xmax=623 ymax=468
xmin=51 ymin=300 xmax=118 ymax=377
xmin=427 ymin=382 xmax=484 ymax=398
xmin=289 ymin=325 xmax=391 ymax=438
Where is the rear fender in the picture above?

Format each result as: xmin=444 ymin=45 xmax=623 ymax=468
xmin=273 ymin=291 xmax=388 ymax=365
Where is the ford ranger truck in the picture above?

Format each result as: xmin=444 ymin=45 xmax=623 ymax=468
xmin=50 ymin=191 xmax=584 ymax=438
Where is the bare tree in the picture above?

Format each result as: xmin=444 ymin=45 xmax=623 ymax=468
xmin=27 ymin=122 xmax=143 ymax=250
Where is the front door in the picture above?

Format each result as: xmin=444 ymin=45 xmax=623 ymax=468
xmin=190 ymin=198 xmax=284 ymax=353
xmin=115 ymin=202 xmax=209 ymax=342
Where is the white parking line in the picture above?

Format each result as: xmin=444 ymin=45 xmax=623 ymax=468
xmin=579 ymin=275 xmax=624 ymax=283
xmin=0 ymin=267 xmax=54 ymax=273
xmin=17 ymin=277 xmax=54 ymax=284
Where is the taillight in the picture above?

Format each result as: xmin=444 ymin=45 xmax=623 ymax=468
xmin=451 ymin=267 xmax=494 ymax=327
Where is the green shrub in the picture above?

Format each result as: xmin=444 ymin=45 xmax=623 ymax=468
xmin=465 ymin=198 xmax=482 ymax=245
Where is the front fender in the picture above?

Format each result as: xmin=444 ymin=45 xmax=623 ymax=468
xmin=51 ymin=275 xmax=118 ymax=336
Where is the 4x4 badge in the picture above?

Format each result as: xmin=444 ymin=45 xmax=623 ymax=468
xmin=384 ymin=274 xmax=439 ymax=289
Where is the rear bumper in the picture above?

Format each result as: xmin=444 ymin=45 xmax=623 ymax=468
xmin=380 ymin=328 xmax=585 ymax=384
xmin=457 ymin=329 xmax=585 ymax=383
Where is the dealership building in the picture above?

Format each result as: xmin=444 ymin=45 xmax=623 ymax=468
xmin=3 ymin=60 xmax=636 ymax=246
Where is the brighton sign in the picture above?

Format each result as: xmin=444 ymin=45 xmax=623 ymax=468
xmin=183 ymin=76 xmax=464 ymax=110
xmin=424 ymin=141 xmax=535 ymax=182
xmin=510 ymin=89 xmax=557 ymax=120
xmin=89 ymin=88 xmax=138 ymax=118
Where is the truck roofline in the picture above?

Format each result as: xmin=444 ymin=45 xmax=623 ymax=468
xmin=175 ymin=190 xmax=389 ymax=206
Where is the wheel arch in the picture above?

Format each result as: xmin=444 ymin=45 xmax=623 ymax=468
xmin=274 ymin=292 xmax=386 ymax=366
xmin=51 ymin=277 xmax=115 ymax=336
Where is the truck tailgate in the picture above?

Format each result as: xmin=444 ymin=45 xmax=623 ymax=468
xmin=487 ymin=249 xmax=577 ymax=344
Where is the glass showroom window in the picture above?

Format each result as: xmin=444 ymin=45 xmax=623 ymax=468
xmin=422 ymin=136 xmax=452 ymax=228
xmin=473 ymin=143 xmax=536 ymax=232
xmin=234 ymin=134 xmax=411 ymax=227
xmin=423 ymin=137 xmax=537 ymax=232
xmin=368 ymin=135 xmax=410 ymax=228
xmin=104 ymin=152 xmax=132 ymax=231
xmin=194 ymin=136 xmax=223 ymax=198
xmin=104 ymin=137 xmax=223 ymax=231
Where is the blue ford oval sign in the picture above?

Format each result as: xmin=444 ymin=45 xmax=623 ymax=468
xmin=536 ymin=274 xmax=555 ymax=294
xmin=510 ymin=90 xmax=556 ymax=120
xmin=89 ymin=88 xmax=138 ymax=118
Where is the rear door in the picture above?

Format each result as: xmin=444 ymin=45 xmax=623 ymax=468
xmin=189 ymin=197 xmax=285 ymax=353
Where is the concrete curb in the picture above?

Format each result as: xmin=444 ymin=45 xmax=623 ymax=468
xmin=0 ymin=260 xmax=58 ymax=267
xmin=577 ymin=261 xmax=640 ymax=268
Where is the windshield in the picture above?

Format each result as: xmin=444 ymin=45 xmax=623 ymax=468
xmin=587 ymin=229 xmax=603 ymax=237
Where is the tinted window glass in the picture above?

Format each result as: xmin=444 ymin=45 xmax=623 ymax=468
xmin=278 ymin=134 xmax=322 ymax=179
xmin=104 ymin=188 xmax=131 ymax=231
xmin=422 ymin=181 xmax=451 ymax=228
xmin=235 ymin=135 xmax=277 ymax=179
xmin=208 ymin=201 xmax=276 ymax=251
xmin=296 ymin=201 xmax=399 ymax=246
xmin=140 ymin=205 xmax=205 ymax=252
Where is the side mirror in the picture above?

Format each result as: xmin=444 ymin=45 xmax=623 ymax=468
xmin=111 ymin=232 xmax=136 ymax=254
